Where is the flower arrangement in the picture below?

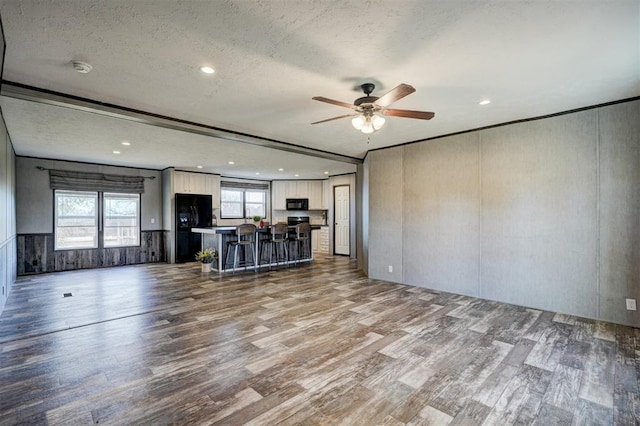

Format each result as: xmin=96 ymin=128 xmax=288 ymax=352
xmin=252 ymin=215 xmax=262 ymax=223
xmin=195 ymin=248 xmax=217 ymax=264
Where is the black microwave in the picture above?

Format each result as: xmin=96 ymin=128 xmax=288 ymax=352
xmin=286 ymin=198 xmax=309 ymax=210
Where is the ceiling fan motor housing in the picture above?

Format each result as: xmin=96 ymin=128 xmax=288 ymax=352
xmin=354 ymin=83 xmax=379 ymax=106
xmin=354 ymin=96 xmax=379 ymax=106
xmin=361 ymin=83 xmax=375 ymax=95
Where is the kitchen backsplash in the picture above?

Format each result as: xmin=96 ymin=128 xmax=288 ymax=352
xmin=272 ymin=210 xmax=327 ymax=225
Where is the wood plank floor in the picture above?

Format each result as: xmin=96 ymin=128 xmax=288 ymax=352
xmin=1 ymin=255 xmax=639 ymax=425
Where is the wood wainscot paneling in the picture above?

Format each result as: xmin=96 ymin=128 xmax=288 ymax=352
xmin=17 ymin=230 xmax=166 ymax=275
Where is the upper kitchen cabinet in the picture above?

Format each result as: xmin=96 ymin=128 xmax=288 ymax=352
xmin=272 ymin=181 xmax=286 ymax=210
xmin=322 ymin=180 xmax=330 ymax=209
xmin=272 ymin=180 xmax=325 ymax=210
xmin=173 ymin=170 xmax=217 ymax=195
xmin=308 ymin=181 xmax=323 ymax=209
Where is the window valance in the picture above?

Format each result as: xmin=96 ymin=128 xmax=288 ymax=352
xmin=220 ymin=181 xmax=269 ymax=191
xmin=48 ymin=169 xmax=146 ymax=193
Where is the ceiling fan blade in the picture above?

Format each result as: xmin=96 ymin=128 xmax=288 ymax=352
xmin=383 ymin=109 xmax=435 ymax=120
xmin=311 ymin=114 xmax=357 ymax=125
xmin=312 ymin=96 xmax=356 ymax=109
xmin=374 ymin=83 xmax=416 ymax=107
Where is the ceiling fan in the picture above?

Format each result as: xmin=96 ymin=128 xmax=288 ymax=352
xmin=311 ymin=83 xmax=434 ymax=134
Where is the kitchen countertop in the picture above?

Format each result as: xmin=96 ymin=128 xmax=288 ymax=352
xmin=192 ymin=225 xmax=322 ymax=234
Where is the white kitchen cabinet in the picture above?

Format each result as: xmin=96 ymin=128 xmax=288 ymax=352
xmin=322 ymin=180 xmax=330 ymax=209
xmin=308 ymin=181 xmax=323 ymax=209
xmin=317 ymin=226 xmax=329 ymax=254
xmin=174 ymin=171 xmax=218 ymax=198
xmin=312 ymin=229 xmax=319 ymax=252
xmin=174 ymin=171 xmax=206 ymax=194
xmin=287 ymin=180 xmax=306 ymax=198
xmin=272 ymin=180 xmax=326 ymax=211
xmin=272 ymin=181 xmax=287 ymax=210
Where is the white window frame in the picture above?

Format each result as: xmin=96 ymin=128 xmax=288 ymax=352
xmin=103 ymin=192 xmax=141 ymax=248
xmin=54 ymin=190 xmax=99 ymax=250
xmin=54 ymin=189 xmax=141 ymax=250
xmin=220 ymin=189 xmax=245 ymax=219
xmin=220 ymin=188 xmax=267 ymax=219
xmin=245 ymin=190 xmax=266 ymax=218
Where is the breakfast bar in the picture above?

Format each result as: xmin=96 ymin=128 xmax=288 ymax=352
xmin=191 ymin=225 xmax=319 ymax=272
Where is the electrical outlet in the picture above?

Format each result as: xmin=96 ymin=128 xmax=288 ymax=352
xmin=151 ymin=218 xmax=155 ymax=224
xmin=388 ymin=265 xmax=393 ymax=273
xmin=626 ymin=298 xmax=637 ymax=311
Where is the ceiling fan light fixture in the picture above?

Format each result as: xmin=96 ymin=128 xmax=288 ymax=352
xmin=351 ymin=115 xmax=365 ymax=130
xmin=372 ymin=114 xmax=385 ymax=130
xmin=361 ymin=120 xmax=374 ymax=134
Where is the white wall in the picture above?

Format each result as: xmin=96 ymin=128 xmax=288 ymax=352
xmin=366 ymin=99 xmax=640 ymax=326
xmin=0 ymin=111 xmax=17 ymax=317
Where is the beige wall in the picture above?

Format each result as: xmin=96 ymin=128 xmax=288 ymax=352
xmin=368 ymin=147 xmax=403 ymax=281
xmin=357 ymin=163 xmax=367 ymax=272
xmin=366 ymin=99 xmax=640 ymax=326
xmin=16 ymin=157 xmax=163 ymax=234
xmin=598 ymin=101 xmax=640 ymax=324
xmin=0 ymin=112 xmax=17 ymax=317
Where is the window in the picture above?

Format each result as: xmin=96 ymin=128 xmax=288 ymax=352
xmin=54 ymin=190 xmax=140 ymax=250
xmin=245 ymin=191 xmax=266 ymax=218
xmin=221 ymin=189 xmax=244 ymax=218
xmin=55 ymin=190 xmax=98 ymax=249
xmin=104 ymin=193 xmax=140 ymax=247
xmin=221 ymin=188 xmax=267 ymax=219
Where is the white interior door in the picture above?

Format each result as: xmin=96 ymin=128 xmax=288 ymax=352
xmin=334 ymin=185 xmax=350 ymax=255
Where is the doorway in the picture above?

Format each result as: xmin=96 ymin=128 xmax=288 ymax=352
xmin=333 ymin=185 xmax=350 ymax=256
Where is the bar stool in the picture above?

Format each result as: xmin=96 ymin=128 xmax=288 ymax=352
xmin=225 ymin=223 xmax=257 ymax=272
xmin=260 ymin=223 xmax=289 ymax=269
xmin=292 ymin=223 xmax=311 ymax=266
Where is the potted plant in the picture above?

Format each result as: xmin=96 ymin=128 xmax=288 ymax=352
xmin=252 ymin=215 xmax=264 ymax=228
xmin=195 ymin=248 xmax=217 ymax=272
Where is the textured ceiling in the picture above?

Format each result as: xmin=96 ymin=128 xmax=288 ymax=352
xmin=0 ymin=0 xmax=638 ymax=178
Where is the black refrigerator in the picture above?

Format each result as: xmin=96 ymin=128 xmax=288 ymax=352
xmin=175 ymin=193 xmax=212 ymax=263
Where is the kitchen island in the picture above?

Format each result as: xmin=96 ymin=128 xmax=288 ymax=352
xmin=191 ymin=225 xmax=319 ymax=272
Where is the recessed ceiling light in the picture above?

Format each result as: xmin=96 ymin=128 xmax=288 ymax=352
xmin=196 ymin=165 xmax=203 ymax=169
xmin=228 ymin=161 xmax=235 ymax=165
xmin=71 ymin=60 xmax=92 ymax=74
xmin=295 ymin=174 xmax=299 ymax=177
xmin=479 ymin=99 xmax=491 ymax=105
xmin=112 ymin=150 xmax=120 ymax=154
xmin=200 ymin=66 xmax=215 ymax=74
xmin=255 ymin=172 xmax=260 ymax=175
xmin=121 ymin=141 xmax=130 ymax=146
xmin=278 ymin=168 xmax=284 ymax=172
xmin=324 ymin=171 xmax=329 ymax=175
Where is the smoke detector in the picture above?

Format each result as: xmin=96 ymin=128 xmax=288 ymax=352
xmin=71 ymin=61 xmax=92 ymax=74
